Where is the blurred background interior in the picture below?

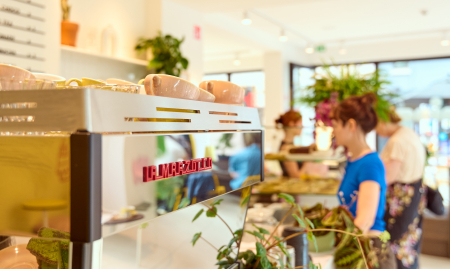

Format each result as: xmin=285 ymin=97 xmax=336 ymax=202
xmin=2 ymin=0 xmax=450 ymax=268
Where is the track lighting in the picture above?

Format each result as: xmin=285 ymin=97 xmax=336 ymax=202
xmin=339 ymin=41 xmax=347 ymax=55
xmin=242 ymin=11 xmax=252 ymax=25
xmin=441 ymin=31 xmax=449 ymax=46
xmin=305 ymin=44 xmax=314 ymax=54
xmin=233 ymin=53 xmax=241 ymax=66
xmin=279 ymin=29 xmax=288 ymax=42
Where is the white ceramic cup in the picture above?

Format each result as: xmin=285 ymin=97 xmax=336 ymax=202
xmin=106 ymin=78 xmax=145 ymax=94
xmin=33 ymin=73 xmax=66 ymax=88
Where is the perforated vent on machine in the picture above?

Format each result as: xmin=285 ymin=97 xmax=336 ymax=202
xmin=0 ymin=88 xmax=261 ymax=133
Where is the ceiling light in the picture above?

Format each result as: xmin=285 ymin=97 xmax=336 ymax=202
xmin=233 ymin=53 xmax=241 ymax=66
xmin=441 ymin=31 xmax=449 ymax=46
xmin=339 ymin=41 xmax=347 ymax=55
xmin=305 ymin=45 xmax=314 ymax=54
xmin=242 ymin=11 xmax=252 ymax=25
xmin=279 ymin=29 xmax=288 ymax=42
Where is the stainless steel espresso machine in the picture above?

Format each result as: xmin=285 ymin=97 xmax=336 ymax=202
xmin=0 ymin=88 xmax=263 ymax=268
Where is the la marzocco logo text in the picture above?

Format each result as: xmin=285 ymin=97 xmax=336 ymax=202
xmin=143 ymin=157 xmax=212 ymax=182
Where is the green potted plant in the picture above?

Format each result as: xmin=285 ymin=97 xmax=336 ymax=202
xmin=296 ymin=64 xmax=396 ymax=126
xmin=192 ymin=193 xmax=390 ymax=269
xmin=60 ymin=0 xmax=79 ymax=47
xmin=135 ymin=32 xmax=189 ymax=77
xmin=301 ymin=204 xmax=335 ymax=253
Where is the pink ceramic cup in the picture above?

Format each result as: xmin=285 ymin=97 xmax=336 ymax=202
xmin=199 ymin=80 xmax=244 ymax=105
xmin=197 ymin=88 xmax=215 ymax=102
xmin=143 ymin=74 xmax=200 ymax=100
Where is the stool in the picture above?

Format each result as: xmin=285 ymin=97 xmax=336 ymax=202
xmin=22 ymin=200 xmax=67 ymax=228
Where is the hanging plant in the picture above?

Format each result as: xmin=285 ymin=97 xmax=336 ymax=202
xmin=296 ymin=64 xmax=397 ymax=125
xmin=135 ymin=32 xmax=189 ymax=77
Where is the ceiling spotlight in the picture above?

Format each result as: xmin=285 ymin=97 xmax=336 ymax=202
xmin=441 ymin=31 xmax=449 ymax=46
xmin=233 ymin=53 xmax=241 ymax=66
xmin=279 ymin=29 xmax=288 ymax=42
xmin=339 ymin=41 xmax=347 ymax=55
xmin=242 ymin=11 xmax=252 ymax=25
xmin=305 ymin=45 xmax=314 ymax=54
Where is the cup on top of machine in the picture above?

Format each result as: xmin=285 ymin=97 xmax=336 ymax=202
xmin=143 ymin=74 xmax=215 ymax=102
xmin=199 ymin=80 xmax=244 ymax=105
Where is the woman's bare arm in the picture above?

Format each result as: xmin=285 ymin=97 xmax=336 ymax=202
xmin=354 ymin=181 xmax=380 ymax=233
xmin=384 ymin=159 xmax=402 ymax=185
xmin=282 ymin=160 xmax=301 ymax=178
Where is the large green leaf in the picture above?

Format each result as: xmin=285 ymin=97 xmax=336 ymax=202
xmin=306 ymin=218 xmax=315 ymax=229
xmin=240 ymin=194 xmax=250 ymax=206
xmin=227 ymin=237 xmax=239 ymax=248
xmin=206 ymin=206 xmax=217 ymax=218
xmin=245 ymin=231 xmax=265 ymax=241
xmin=307 ymin=232 xmax=318 ymax=252
xmin=293 ymin=214 xmax=307 ymax=229
xmin=180 ymin=57 xmax=189 ymax=69
xmin=260 ymin=256 xmax=272 ymax=269
xmin=192 ymin=209 xmax=204 ymax=222
xmin=191 ymin=232 xmax=201 ymax=246
xmin=234 ymin=229 xmax=243 ymax=238
xmin=297 ymin=205 xmax=305 ymax=219
xmin=278 ymin=193 xmax=295 ymax=205
xmin=252 ymin=224 xmax=270 ymax=235
xmin=210 ymin=199 xmax=223 ymax=206
xmin=255 ymin=242 xmax=266 ymax=257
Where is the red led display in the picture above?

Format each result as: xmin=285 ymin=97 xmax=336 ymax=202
xmin=143 ymin=157 xmax=212 ymax=182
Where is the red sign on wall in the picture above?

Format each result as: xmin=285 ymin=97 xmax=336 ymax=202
xmin=194 ymin=25 xmax=201 ymax=40
xmin=143 ymin=157 xmax=212 ymax=182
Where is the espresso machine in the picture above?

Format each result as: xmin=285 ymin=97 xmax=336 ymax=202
xmin=0 ymin=88 xmax=263 ymax=268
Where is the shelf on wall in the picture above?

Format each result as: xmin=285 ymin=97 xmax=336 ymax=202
xmin=61 ymin=45 xmax=148 ymax=67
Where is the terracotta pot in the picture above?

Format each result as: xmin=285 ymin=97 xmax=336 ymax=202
xmin=61 ymin=21 xmax=79 ymax=46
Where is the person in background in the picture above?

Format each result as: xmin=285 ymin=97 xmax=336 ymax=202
xmin=331 ymin=93 xmax=396 ymax=268
xmin=275 ymin=110 xmax=327 ymax=178
xmin=376 ymin=109 xmax=426 ymax=269
xmin=229 ymin=133 xmax=262 ymax=190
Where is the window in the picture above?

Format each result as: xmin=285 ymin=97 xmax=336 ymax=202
xmin=202 ymin=73 xmax=228 ymax=81
xmin=203 ymin=71 xmax=265 ymax=108
xmin=230 ymin=71 xmax=265 ymax=108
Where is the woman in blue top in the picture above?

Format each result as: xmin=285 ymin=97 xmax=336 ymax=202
xmin=331 ymin=93 xmax=396 ymax=268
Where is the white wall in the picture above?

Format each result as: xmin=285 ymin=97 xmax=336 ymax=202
xmin=161 ymin=0 xmax=204 ymax=85
xmin=306 ymin=36 xmax=450 ymax=66
xmin=69 ymin=0 xmax=147 ymax=59
xmin=60 ymin=0 xmax=203 ymax=82
xmin=204 ymin=55 xmax=264 ymax=74
xmin=263 ymin=51 xmax=285 ymax=126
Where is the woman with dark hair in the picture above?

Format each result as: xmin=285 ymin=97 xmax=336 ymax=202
xmin=275 ymin=110 xmax=327 ymax=178
xmin=376 ymin=109 xmax=426 ymax=269
xmin=331 ymin=93 xmax=396 ymax=268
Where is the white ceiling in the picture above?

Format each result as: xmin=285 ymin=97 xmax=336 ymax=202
xmin=172 ymin=0 xmax=450 ymax=59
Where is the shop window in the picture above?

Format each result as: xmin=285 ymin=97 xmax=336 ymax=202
xmin=230 ymin=71 xmax=265 ymax=108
